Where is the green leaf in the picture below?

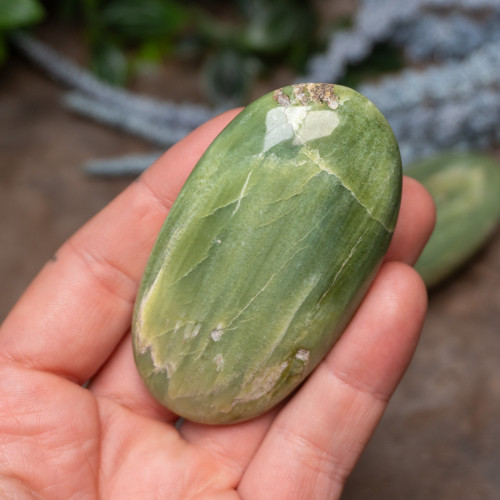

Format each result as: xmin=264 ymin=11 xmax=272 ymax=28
xmin=137 ymin=40 xmax=166 ymax=63
xmin=0 ymin=0 xmax=45 ymax=30
xmin=101 ymin=0 xmax=188 ymax=41
xmin=203 ymin=49 xmax=259 ymax=107
xmin=0 ymin=34 xmax=7 ymax=65
xmin=238 ymin=0 xmax=315 ymax=54
xmin=90 ymin=42 xmax=129 ymax=86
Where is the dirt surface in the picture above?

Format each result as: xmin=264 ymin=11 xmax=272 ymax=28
xmin=2 ymin=31 xmax=500 ymax=499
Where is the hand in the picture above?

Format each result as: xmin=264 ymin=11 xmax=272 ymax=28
xmin=0 ymin=110 xmax=435 ymax=500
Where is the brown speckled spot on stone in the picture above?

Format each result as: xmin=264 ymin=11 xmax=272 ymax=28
xmin=273 ymin=88 xmax=291 ymax=107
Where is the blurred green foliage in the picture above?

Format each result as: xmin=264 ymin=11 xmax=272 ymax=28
xmin=195 ymin=0 xmax=317 ymax=106
xmin=2 ymin=1 xmax=407 ymax=106
xmin=40 ymin=0 xmax=318 ymax=104
xmin=5 ymin=1 xmax=406 ymax=107
xmin=0 ymin=0 xmax=45 ymax=63
xmin=46 ymin=0 xmax=189 ymax=85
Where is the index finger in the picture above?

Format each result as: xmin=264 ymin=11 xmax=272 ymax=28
xmin=0 ymin=110 xmax=241 ymax=383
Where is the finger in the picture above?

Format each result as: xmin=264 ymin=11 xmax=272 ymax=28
xmin=238 ymin=262 xmax=427 ymax=500
xmin=384 ymin=176 xmax=436 ymax=265
xmin=0 ymin=109 xmax=241 ymax=383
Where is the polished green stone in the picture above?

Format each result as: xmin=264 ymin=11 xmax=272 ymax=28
xmin=408 ymin=151 xmax=500 ymax=288
xmin=133 ymin=84 xmax=402 ymax=424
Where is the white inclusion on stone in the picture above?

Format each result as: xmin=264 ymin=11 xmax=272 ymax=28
xmin=211 ymin=325 xmax=223 ymax=341
xmin=295 ymin=348 xmax=310 ymax=363
xmin=296 ymin=110 xmax=340 ymax=144
xmin=184 ymin=322 xmax=201 ymax=341
xmin=232 ymin=170 xmax=253 ymax=215
xmin=213 ymin=353 xmax=224 ymax=372
xmin=263 ymin=106 xmax=339 ymax=153
xmin=173 ymin=319 xmax=183 ymax=334
xmin=263 ymin=106 xmax=295 ymax=152
xmin=233 ymin=361 xmax=290 ymax=405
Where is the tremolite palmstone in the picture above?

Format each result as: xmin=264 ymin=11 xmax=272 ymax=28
xmin=133 ymin=83 xmax=402 ymax=424
xmin=407 ymin=151 xmax=500 ymax=288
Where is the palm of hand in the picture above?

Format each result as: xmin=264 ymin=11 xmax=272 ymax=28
xmin=1 ymin=365 xmax=244 ymax=498
xmin=0 ymin=111 xmax=434 ymax=499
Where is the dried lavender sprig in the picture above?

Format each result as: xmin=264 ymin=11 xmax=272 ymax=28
xmin=84 ymin=152 xmax=163 ymax=177
xmin=300 ymin=0 xmax=419 ymax=83
xmin=359 ymin=0 xmax=500 ymax=35
xmin=63 ymin=92 xmax=191 ymax=146
xmin=359 ymin=39 xmax=500 ymax=115
xmin=390 ymin=87 xmax=500 ymax=163
xmin=302 ymin=0 xmax=500 ymax=84
xmin=361 ymin=41 xmax=500 ymax=163
xmin=10 ymin=31 xmax=214 ymax=130
xmin=391 ymin=11 xmax=500 ymax=62
xmin=420 ymin=0 xmax=500 ymax=9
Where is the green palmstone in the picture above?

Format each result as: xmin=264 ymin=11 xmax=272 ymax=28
xmin=132 ymin=83 xmax=402 ymax=424
xmin=407 ymin=151 xmax=500 ymax=288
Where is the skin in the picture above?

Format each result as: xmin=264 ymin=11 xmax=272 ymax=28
xmin=0 ymin=109 xmax=435 ymax=500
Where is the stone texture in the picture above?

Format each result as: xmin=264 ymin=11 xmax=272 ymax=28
xmin=133 ymin=84 xmax=402 ymax=424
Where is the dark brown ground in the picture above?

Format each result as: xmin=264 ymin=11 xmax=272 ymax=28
xmin=1 ymin=32 xmax=500 ymax=499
